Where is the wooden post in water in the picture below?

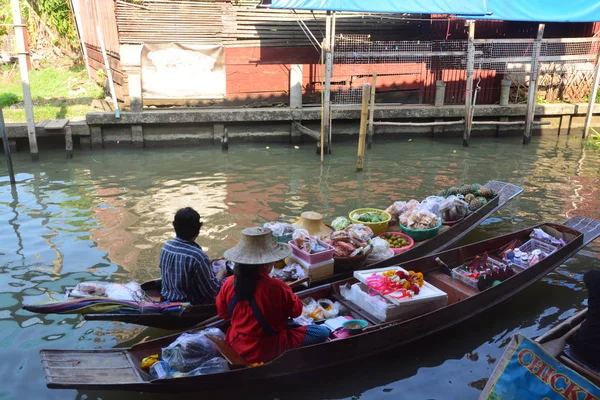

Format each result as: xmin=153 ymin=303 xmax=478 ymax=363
xmin=11 ymin=0 xmax=38 ymax=160
xmin=463 ymin=20 xmax=475 ymax=147
xmin=367 ymin=73 xmax=377 ymax=149
xmin=583 ymin=46 xmax=600 ymax=140
xmin=1 ymin=106 xmax=16 ymax=185
xmin=524 ymin=24 xmax=545 ymax=145
xmin=321 ymin=11 xmax=333 ymax=156
xmin=356 ymin=83 xmax=370 ymax=172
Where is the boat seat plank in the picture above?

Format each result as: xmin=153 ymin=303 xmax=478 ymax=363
xmin=44 ymin=119 xmax=69 ymax=130
xmin=41 ymin=350 xmax=142 ymax=386
xmin=427 ymin=271 xmax=479 ymax=303
xmin=35 ymin=120 xmax=50 ymax=128
xmin=206 ymin=335 xmax=248 ymax=367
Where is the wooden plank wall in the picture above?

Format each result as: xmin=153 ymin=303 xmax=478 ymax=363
xmin=72 ymin=0 xmax=124 ymax=101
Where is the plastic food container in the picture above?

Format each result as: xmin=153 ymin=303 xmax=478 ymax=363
xmin=348 ymin=208 xmax=391 ymax=236
xmin=400 ymin=220 xmax=442 ymax=242
xmin=377 ymin=232 xmax=415 ymax=254
xmin=289 ymin=255 xmax=334 ymax=280
xmin=288 ymin=240 xmax=335 ymax=264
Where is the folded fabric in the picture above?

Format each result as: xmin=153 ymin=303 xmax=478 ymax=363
xmin=23 ymin=297 xmax=189 ymax=316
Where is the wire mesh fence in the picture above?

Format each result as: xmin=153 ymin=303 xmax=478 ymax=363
xmin=331 ymin=34 xmax=600 ymax=105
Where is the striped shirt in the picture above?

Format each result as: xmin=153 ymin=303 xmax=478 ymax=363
xmin=159 ymin=237 xmax=222 ymax=305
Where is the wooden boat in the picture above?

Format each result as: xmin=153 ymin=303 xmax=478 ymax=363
xmin=82 ymin=180 xmax=522 ymax=329
xmin=479 ymin=307 xmax=600 ymax=399
xmin=536 ymin=308 xmax=600 ymax=387
xmin=40 ymin=216 xmax=600 ymax=392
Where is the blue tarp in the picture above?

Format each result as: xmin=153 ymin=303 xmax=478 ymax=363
xmin=463 ymin=0 xmax=600 ymax=22
xmin=269 ymin=0 xmax=488 ymax=16
xmin=270 ymin=0 xmax=600 ymax=23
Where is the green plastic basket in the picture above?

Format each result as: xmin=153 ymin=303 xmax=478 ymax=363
xmin=400 ymin=220 xmax=442 ymax=242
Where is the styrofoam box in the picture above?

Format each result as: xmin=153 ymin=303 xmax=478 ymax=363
xmin=354 ymin=266 xmax=448 ymax=306
xmin=290 ymin=255 xmax=334 ymax=280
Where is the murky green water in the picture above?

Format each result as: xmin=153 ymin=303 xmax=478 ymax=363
xmin=1 ymin=135 xmax=599 ymax=399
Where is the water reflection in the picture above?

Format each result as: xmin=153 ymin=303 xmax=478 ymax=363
xmin=0 ymin=136 xmax=599 ymax=400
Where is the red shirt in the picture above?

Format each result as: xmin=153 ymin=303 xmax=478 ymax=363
xmin=216 ymin=273 xmax=307 ymax=363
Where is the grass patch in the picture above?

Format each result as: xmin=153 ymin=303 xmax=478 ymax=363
xmin=586 ymin=128 xmax=600 ymax=151
xmin=0 ymin=65 xmax=103 ymax=122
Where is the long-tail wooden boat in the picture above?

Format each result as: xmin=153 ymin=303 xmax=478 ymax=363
xmin=479 ymin=307 xmax=600 ymax=399
xmin=82 ymin=180 xmax=522 ymax=329
xmin=40 ymin=216 xmax=600 ymax=392
xmin=536 ymin=308 xmax=600 ymax=387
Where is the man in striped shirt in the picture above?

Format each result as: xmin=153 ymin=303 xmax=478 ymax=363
xmin=160 ymin=207 xmax=226 ymax=304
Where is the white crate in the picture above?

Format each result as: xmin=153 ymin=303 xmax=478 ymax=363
xmin=353 ymin=266 xmax=447 ymax=306
xmin=289 ymin=256 xmax=334 ymax=280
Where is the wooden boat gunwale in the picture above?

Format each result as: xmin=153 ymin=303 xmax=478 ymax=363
xmin=40 ymin=217 xmax=600 ymax=391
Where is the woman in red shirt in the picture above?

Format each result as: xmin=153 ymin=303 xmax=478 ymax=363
xmin=216 ymin=227 xmax=330 ymax=364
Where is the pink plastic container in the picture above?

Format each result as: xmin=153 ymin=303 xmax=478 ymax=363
xmin=377 ymin=232 xmax=415 ymax=255
xmin=289 ymin=240 xmax=335 ymax=264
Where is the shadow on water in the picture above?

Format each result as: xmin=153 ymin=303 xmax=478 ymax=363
xmin=0 ymin=135 xmax=599 ymax=400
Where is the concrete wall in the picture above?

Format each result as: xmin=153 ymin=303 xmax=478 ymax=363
xmin=4 ymin=104 xmax=600 ymax=152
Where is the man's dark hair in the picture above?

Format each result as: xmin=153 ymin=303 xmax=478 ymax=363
xmin=173 ymin=207 xmax=202 ymax=240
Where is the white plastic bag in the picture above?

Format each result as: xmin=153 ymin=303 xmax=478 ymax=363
xmin=162 ymin=328 xmax=225 ymax=373
xmin=340 ymin=283 xmax=391 ymax=321
xmin=67 ymin=282 xmax=107 ymax=298
xmin=367 ymin=238 xmax=395 ymax=261
xmin=331 ymin=216 xmax=351 ymax=231
xmin=420 ymin=196 xmax=445 ymax=217
xmin=105 ymin=281 xmax=144 ymax=301
xmin=439 ymin=195 xmax=469 ymax=222
xmin=263 ymin=221 xmax=295 ymax=236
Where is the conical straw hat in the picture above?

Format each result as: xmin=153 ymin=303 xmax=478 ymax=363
xmin=293 ymin=211 xmax=333 ymax=238
xmin=224 ymin=227 xmax=292 ymax=265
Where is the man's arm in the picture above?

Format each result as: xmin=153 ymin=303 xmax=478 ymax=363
xmin=194 ymin=253 xmax=223 ymax=301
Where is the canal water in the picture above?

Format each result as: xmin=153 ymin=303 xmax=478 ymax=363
xmin=0 ymin=135 xmax=599 ymax=400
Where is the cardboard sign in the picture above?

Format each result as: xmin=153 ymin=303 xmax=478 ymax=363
xmin=142 ymin=43 xmax=225 ymax=99
xmin=480 ymin=334 xmax=600 ymax=400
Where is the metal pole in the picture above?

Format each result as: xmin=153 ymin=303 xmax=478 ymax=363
xmin=367 ymin=73 xmax=377 ymax=149
xmin=524 ymin=24 xmax=545 ymax=145
xmin=96 ymin=24 xmax=121 ymax=118
xmin=11 ymin=0 xmax=38 ymax=160
xmin=0 ymin=106 xmax=16 ymax=185
xmin=463 ymin=20 xmax=475 ymax=147
xmin=583 ymin=47 xmax=600 ymax=140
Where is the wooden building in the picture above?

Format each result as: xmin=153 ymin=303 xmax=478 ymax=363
xmin=71 ymin=0 xmax=600 ymax=108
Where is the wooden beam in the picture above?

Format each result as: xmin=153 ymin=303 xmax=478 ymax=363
xmin=463 ymin=20 xmax=475 ymax=147
xmin=524 ymin=24 xmax=545 ymax=145
xmin=356 ymin=83 xmax=370 ymax=172
xmin=376 ymin=120 xmax=465 ymax=127
xmin=292 ymin=122 xmax=320 ymax=140
xmin=583 ymin=48 xmax=600 ymax=140
xmin=367 ymin=73 xmax=377 ymax=149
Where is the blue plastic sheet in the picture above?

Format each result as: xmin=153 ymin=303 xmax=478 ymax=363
xmin=481 ymin=334 xmax=600 ymax=399
xmin=270 ymin=0 xmax=600 ymax=23
xmin=269 ymin=0 xmax=488 ymax=16
xmin=462 ymin=0 xmax=600 ymax=22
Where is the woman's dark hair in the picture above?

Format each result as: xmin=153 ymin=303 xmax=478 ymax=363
xmin=234 ymin=263 xmax=262 ymax=301
xmin=173 ymin=207 xmax=202 ymax=240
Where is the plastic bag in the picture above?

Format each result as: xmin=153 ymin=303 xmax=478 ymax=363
xmin=67 ymin=282 xmax=107 ymax=298
xmin=331 ymin=216 xmax=351 ymax=231
xmin=530 ymin=228 xmax=566 ymax=247
xmin=439 ymin=195 xmax=469 ymax=222
xmin=344 ymin=224 xmax=374 ymax=242
xmin=186 ymin=357 xmax=229 ymax=376
xmin=162 ymin=328 xmax=225 ymax=373
xmin=301 ymin=297 xmax=339 ymax=320
xmin=399 ymin=209 xmax=440 ymax=230
xmin=340 ymin=283 xmax=392 ymax=322
xmin=263 ymin=222 xmax=295 ymax=237
xmin=420 ymin=196 xmax=445 ymax=217
xmin=105 ymin=282 xmax=144 ymax=301
xmin=385 ymin=200 xmax=420 ymax=224
xmin=270 ymin=263 xmax=306 ymax=281
xmin=367 ymin=238 xmax=395 ymax=262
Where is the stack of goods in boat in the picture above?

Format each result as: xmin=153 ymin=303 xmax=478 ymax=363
xmin=287 ymin=229 xmax=335 ymax=280
xmin=451 ymin=226 xmax=564 ymax=291
xmin=339 ymin=266 xmax=448 ymax=322
xmin=437 ymin=183 xmax=497 ymax=213
xmin=263 ymin=221 xmax=297 ymax=243
xmin=323 ymin=222 xmax=374 ymax=272
xmin=451 ymin=252 xmax=516 ymax=291
xmin=386 ymin=199 xmax=442 ymax=241
xmin=499 ymin=228 xmax=563 ymax=269
xmin=296 ymin=297 xmax=369 ymax=338
xmin=141 ymin=328 xmax=230 ymax=379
